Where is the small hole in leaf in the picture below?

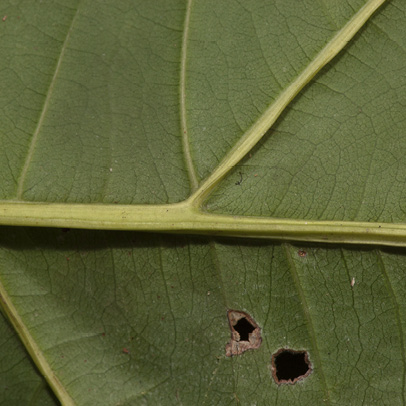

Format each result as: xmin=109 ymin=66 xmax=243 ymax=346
xmin=225 ymin=310 xmax=261 ymax=356
xmin=234 ymin=317 xmax=255 ymax=341
xmin=271 ymin=349 xmax=312 ymax=384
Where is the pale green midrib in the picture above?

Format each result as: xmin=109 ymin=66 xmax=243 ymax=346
xmin=376 ymin=251 xmax=406 ymax=405
xmin=284 ymin=244 xmax=330 ymax=404
xmin=0 ymin=1 xmax=389 ymax=405
xmin=1 ymin=201 xmax=406 ymax=247
xmin=5 ymin=0 xmax=387 ymax=237
xmin=0 ymin=280 xmax=75 ymax=406
xmin=186 ymin=0 xmax=387 ymax=207
xmin=180 ymin=0 xmax=199 ymax=192
xmin=0 ymin=0 xmax=391 ymax=249
xmin=16 ymin=5 xmax=80 ymax=200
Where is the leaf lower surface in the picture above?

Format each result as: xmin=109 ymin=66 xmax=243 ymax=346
xmin=207 ymin=0 xmax=406 ymax=223
xmin=1 ymin=228 xmax=406 ymax=405
xmin=1 ymin=0 xmax=406 ymax=405
xmin=0 ymin=311 xmax=59 ymax=406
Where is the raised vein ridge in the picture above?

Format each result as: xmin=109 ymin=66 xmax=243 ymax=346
xmin=180 ymin=0 xmax=199 ymax=192
xmin=16 ymin=5 xmax=81 ymax=199
xmin=187 ymin=0 xmax=388 ymax=206
xmin=0 ymin=279 xmax=75 ymax=405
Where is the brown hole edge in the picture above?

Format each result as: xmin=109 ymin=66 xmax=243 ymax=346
xmin=271 ymin=348 xmax=312 ymax=385
xmin=225 ymin=310 xmax=262 ymax=357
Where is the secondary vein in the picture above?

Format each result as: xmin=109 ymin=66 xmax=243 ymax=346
xmin=284 ymin=244 xmax=331 ymax=404
xmin=16 ymin=5 xmax=81 ymax=199
xmin=0 ymin=279 xmax=75 ymax=405
xmin=180 ymin=0 xmax=199 ymax=192
xmin=187 ymin=0 xmax=387 ymax=207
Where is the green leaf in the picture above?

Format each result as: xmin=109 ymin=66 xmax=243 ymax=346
xmin=1 ymin=0 xmax=405 ymax=404
xmin=0 ymin=311 xmax=59 ymax=406
xmin=1 ymin=229 xmax=406 ymax=404
xmin=207 ymin=0 xmax=406 ymax=223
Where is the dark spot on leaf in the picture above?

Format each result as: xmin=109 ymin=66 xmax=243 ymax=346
xmin=271 ymin=349 xmax=312 ymax=384
xmin=298 ymin=249 xmax=307 ymax=257
xmin=225 ymin=310 xmax=261 ymax=356
xmin=235 ymin=172 xmax=243 ymax=186
xmin=61 ymin=228 xmax=71 ymax=233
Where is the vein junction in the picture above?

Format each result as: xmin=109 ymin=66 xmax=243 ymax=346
xmin=1 ymin=0 xmax=392 ymax=247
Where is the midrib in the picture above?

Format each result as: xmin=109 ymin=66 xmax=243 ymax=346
xmin=4 ymin=0 xmax=391 ymax=248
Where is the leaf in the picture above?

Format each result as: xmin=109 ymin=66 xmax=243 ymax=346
xmin=0 ymin=0 xmax=405 ymax=404
xmin=207 ymin=0 xmax=406 ymax=223
xmin=0 ymin=311 xmax=59 ymax=406
xmin=2 ymin=229 xmax=406 ymax=404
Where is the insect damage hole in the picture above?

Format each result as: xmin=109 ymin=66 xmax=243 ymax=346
xmin=225 ymin=310 xmax=261 ymax=357
xmin=271 ymin=349 xmax=312 ymax=384
xmin=234 ymin=317 xmax=255 ymax=341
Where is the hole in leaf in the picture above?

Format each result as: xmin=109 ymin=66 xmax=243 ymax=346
xmin=271 ymin=349 xmax=312 ymax=384
xmin=225 ymin=310 xmax=261 ymax=357
xmin=234 ymin=317 xmax=255 ymax=341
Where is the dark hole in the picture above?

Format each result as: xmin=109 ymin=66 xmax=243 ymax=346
xmin=274 ymin=350 xmax=310 ymax=382
xmin=234 ymin=317 xmax=255 ymax=341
